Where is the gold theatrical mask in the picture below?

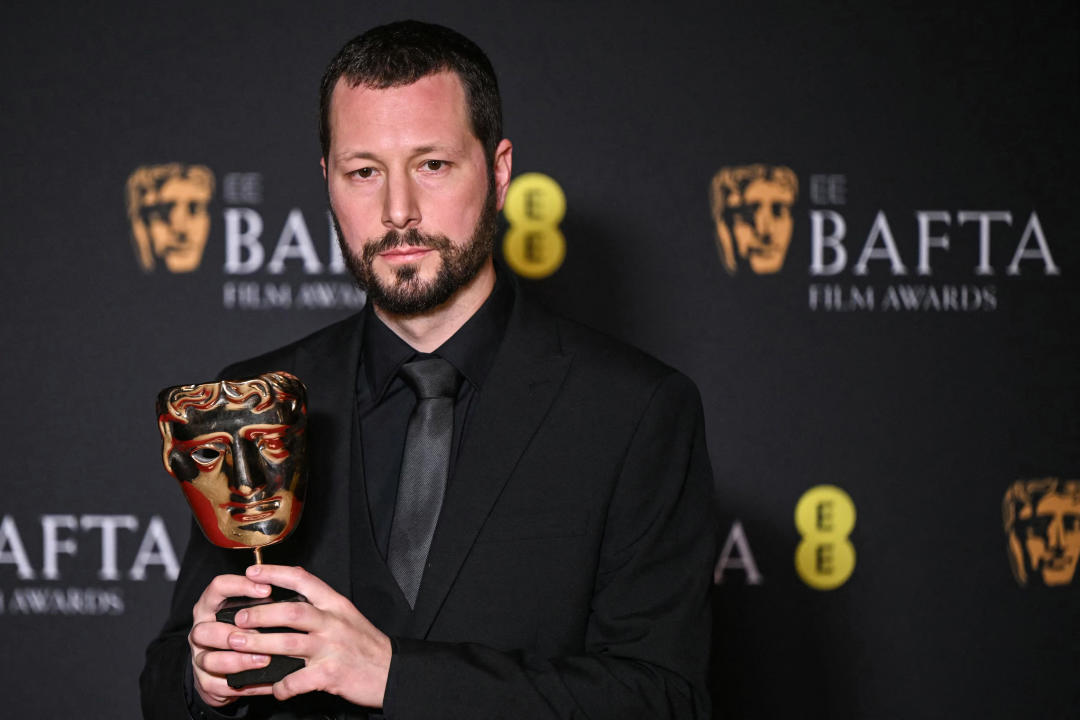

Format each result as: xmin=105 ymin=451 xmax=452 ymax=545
xmin=127 ymin=163 xmax=215 ymax=273
xmin=1003 ymin=478 xmax=1080 ymax=587
xmin=157 ymin=372 xmax=308 ymax=563
xmin=710 ymin=164 xmax=798 ymax=275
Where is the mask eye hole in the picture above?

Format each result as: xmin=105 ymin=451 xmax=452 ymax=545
xmin=191 ymin=447 xmax=222 ymax=466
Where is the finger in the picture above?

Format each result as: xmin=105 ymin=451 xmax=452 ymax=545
xmin=232 ymin=598 xmax=322 ymax=632
xmin=194 ymin=647 xmax=272 ymax=676
xmin=194 ymin=671 xmax=275 ymax=705
xmin=190 ymin=619 xmax=240 ymax=652
xmin=228 ymin=628 xmax=312 ymax=659
xmin=246 ymin=565 xmax=338 ymax=607
xmin=193 ymin=675 xmax=237 ymax=708
xmin=195 ymin=574 xmax=273 ymax=620
xmin=272 ymin=665 xmax=326 ymax=701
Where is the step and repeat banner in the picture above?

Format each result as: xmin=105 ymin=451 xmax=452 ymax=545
xmin=1 ymin=2 xmax=1077 ymax=718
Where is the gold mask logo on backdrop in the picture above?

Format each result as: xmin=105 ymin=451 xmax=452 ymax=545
xmin=126 ymin=164 xmax=216 ymax=273
xmin=709 ymin=164 xmax=799 ymax=275
xmin=1003 ymin=478 xmax=1080 ymax=587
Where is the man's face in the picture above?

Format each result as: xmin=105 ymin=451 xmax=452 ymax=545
xmin=725 ymin=178 xmax=795 ymax=274
xmin=1020 ymin=493 xmax=1080 ymax=586
xmin=163 ymin=402 xmax=306 ymax=549
xmin=323 ymin=72 xmax=511 ymax=315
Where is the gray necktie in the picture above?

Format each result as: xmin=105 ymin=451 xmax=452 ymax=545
xmin=387 ymin=357 xmax=461 ymax=607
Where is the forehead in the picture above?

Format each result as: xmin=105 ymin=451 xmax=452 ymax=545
xmin=328 ymin=71 xmax=475 ymax=156
xmin=742 ymin=179 xmax=796 ymax=204
xmin=166 ymin=403 xmax=298 ymax=441
xmin=1035 ymin=494 xmax=1080 ymax=515
xmin=159 ymin=177 xmax=212 ymax=202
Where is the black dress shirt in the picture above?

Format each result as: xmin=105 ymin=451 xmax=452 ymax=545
xmin=353 ymin=271 xmax=513 ymax=562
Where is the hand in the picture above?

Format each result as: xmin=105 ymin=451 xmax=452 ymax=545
xmin=226 ymin=564 xmax=392 ymax=708
xmin=188 ymin=573 xmax=276 ymax=707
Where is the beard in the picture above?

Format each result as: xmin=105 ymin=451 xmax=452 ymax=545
xmin=333 ymin=186 xmax=497 ymax=316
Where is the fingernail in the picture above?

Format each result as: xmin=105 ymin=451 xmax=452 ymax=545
xmin=251 ymin=654 xmax=269 ymax=666
xmin=229 ymin=633 xmax=246 ymax=648
xmin=236 ymin=610 xmax=249 ymax=625
xmin=255 ymin=583 xmax=271 ymax=595
xmin=249 ymin=565 xmax=262 ymax=577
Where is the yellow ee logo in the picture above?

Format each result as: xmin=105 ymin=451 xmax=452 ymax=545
xmin=794 ymin=485 xmax=856 ymax=590
xmin=502 ymin=172 xmax=566 ymax=279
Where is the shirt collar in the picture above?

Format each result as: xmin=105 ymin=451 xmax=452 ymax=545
xmin=361 ymin=266 xmax=514 ymax=401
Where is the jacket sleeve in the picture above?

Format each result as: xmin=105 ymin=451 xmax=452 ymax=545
xmin=140 ymin=517 xmax=252 ymax=719
xmin=383 ymin=372 xmax=716 ymax=719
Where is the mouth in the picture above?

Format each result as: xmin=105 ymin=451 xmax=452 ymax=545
xmin=379 ymin=247 xmax=432 ymax=264
xmin=221 ymin=496 xmax=281 ymax=523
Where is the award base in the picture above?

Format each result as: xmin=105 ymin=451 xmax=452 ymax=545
xmin=216 ymin=586 xmax=308 ymax=689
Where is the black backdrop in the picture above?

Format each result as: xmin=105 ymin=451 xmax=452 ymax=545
xmin=1 ymin=2 xmax=1077 ymax=718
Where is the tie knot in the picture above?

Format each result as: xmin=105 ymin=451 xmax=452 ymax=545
xmin=400 ymin=357 xmax=461 ymax=399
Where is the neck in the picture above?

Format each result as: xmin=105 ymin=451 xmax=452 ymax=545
xmin=373 ymin=259 xmax=496 ymax=353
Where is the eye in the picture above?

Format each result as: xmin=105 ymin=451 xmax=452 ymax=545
xmin=255 ymin=433 xmax=290 ymax=462
xmin=349 ymin=167 xmax=375 ymax=179
xmin=423 ymin=160 xmax=446 ymax=171
xmin=732 ymin=205 xmax=757 ymax=225
xmin=190 ymin=447 xmax=222 ymax=466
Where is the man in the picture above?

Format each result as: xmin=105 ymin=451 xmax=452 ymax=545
xmin=142 ymin=20 xmax=715 ymax=719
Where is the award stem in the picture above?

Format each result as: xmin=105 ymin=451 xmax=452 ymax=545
xmin=254 ymin=546 xmax=263 ymax=565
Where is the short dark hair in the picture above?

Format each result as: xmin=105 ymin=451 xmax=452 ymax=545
xmin=319 ymin=20 xmax=503 ymax=166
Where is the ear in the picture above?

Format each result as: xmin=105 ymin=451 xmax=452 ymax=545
xmin=320 ymin=156 xmax=327 ymax=181
xmin=492 ymin=139 xmax=513 ymax=210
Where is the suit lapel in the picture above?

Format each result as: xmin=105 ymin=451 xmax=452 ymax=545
xmin=409 ymin=298 xmax=572 ymax=637
xmin=286 ymin=313 xmax=366 ymax=598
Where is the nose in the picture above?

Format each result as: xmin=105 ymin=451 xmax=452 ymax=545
xmin=1047 ymin=517 xmax=1065 ymax=551
xmin=170 ymin=203 xmax=193 ymax=237
xmin=228 ymin=439 xmax=264 ymax=497
xmin=755 ymin=206 xmax=774 ymax=243
xmin=382 ymin=172 xmax=421 ymax=230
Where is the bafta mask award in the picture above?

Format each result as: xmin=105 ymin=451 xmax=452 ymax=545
xmin=157 ymin=371 xmax=309 ymax=687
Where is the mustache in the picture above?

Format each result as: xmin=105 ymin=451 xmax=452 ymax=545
xmin=363 ymin=228 xmax=452 ymax=260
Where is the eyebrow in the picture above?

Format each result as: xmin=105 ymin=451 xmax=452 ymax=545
xmin=169 ymin=432 xmax=234 ymax=451
xmin=240 ymin=424 xmax=290 ymax=440
xmin=335 ymin=144 xmax=460 ymax=164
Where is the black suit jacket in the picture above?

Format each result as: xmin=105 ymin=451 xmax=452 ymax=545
xmin=141 ymin=291 xmax=716 ymax=719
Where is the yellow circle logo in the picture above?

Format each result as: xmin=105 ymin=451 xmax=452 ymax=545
xmin=502 ymin=173 xmax=566 ymax=279
xmin=794 ymin=484 xmax=856 ymax=590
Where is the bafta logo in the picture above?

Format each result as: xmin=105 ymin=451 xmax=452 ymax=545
xmin=126 ymin=163 xmax=215 ymax=272
xmin=1003 ymin=478 xmax=1080 ymax=587
xmin=710 ymin=164 xmax=798 ymax=275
